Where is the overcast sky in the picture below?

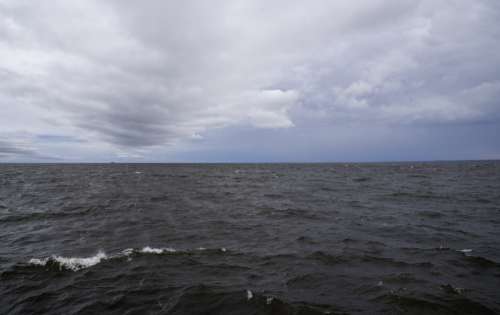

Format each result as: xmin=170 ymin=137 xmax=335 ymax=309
xmin=1 ymin=0 xmax=499 ymax=162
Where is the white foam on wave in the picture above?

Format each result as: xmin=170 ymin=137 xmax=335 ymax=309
xmin=29 ymin=251 xmax=107 ymax=271
xmin=458 ymin=249 xmax=473 ymax=253
xmin=141 ymin=246 xmax=177 ymax=254
xmin=28 ymin=245 xmax=228 ymax=271
xmin=122 ymin=248 xmax=134 ymax=256
xmin=29 ymin=258 xmax=49 ymax=266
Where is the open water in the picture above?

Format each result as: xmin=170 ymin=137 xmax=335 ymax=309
xmin=1 ymin=162 xmax=499 ymax=314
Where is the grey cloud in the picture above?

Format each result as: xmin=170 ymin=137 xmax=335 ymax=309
xmin=35 ymin=134 xmax=85 ymax=143
xmin=0 ymin=140 xmax=34 ymax=156
xmin=0 ymin=139 xmax=60 ymax=161
xmin=0 ymin=0 xmax=499 ymax=161
xmin=292 ymin=1 xmax=500 ymax=125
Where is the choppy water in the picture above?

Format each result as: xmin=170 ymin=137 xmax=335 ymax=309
xmin=1 ymin=162 xmax=500 ymax=314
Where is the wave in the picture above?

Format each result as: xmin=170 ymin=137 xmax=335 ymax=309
xmin=375 ymin=292 xmax=497 ymax=315
xmin=389 ymin=191 xmax=451 ymax=200
xmin=28 ymin=251 xmax=107 ymax=271
xmin=160 ymin=285 xmax=331 ymax=315
xmin=139 ymin=246 xmax=177 ymax=254
xmin=0 ymin=209 xmax=96 ymax=223
xmin=353 ymin=177 xmax=371 ymax=182
xmin=0 ymin=204 xmax=112 ymax=224
xmin=26 ymin=246 xmax=229 ymax=272
xmin=417 ymin=210 xmax=443 ymax=218
xmin=463 ymin=255 xmax=500 ymax=268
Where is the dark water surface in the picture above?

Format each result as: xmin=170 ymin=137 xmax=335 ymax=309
xmin=1 ymin=162 xmax=500 ymax=314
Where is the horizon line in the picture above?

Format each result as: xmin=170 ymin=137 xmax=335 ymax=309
xmin=0 ymin=158 xmax=498 ymax=165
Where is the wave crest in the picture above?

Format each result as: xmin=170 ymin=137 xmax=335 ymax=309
xmin=27 ymin=246 xmax=229 ymax=271
xmin=141 ymin=246 xmax=177 ymax=254
xmin=28 ymin=251 xmax=107 ymax=271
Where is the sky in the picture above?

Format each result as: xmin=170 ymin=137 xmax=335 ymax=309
xmin=1 ymin=0 xmax=499 ymax=162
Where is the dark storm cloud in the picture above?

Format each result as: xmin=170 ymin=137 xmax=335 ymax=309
xmin=0 ymin=139 xmax=60 ymax=161
xmin=0 ymin=0 xmax=499 ymax=161
xmin=0 ymin=140 xmax=34 ymax=156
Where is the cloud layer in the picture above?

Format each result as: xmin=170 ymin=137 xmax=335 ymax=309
xmin=1 ymin=0 xmax=499 ymax=161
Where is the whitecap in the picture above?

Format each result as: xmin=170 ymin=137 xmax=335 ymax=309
xmin=246 ymin=290 xmax=253 ymax=300
xmin=122 ymin=248 xmax=134 ymax=256
xmin=29 ymin=258 xmax=49 ymax=266
xmin=27 ymin=245 xmax=226 ymax=271
xmin=458 ymin=249 xmax=473 ymax=253
xmin=29 ymin=251 xmax=107 ymax=271
xmin=141 ymin=246 xmax=176 ymax=254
